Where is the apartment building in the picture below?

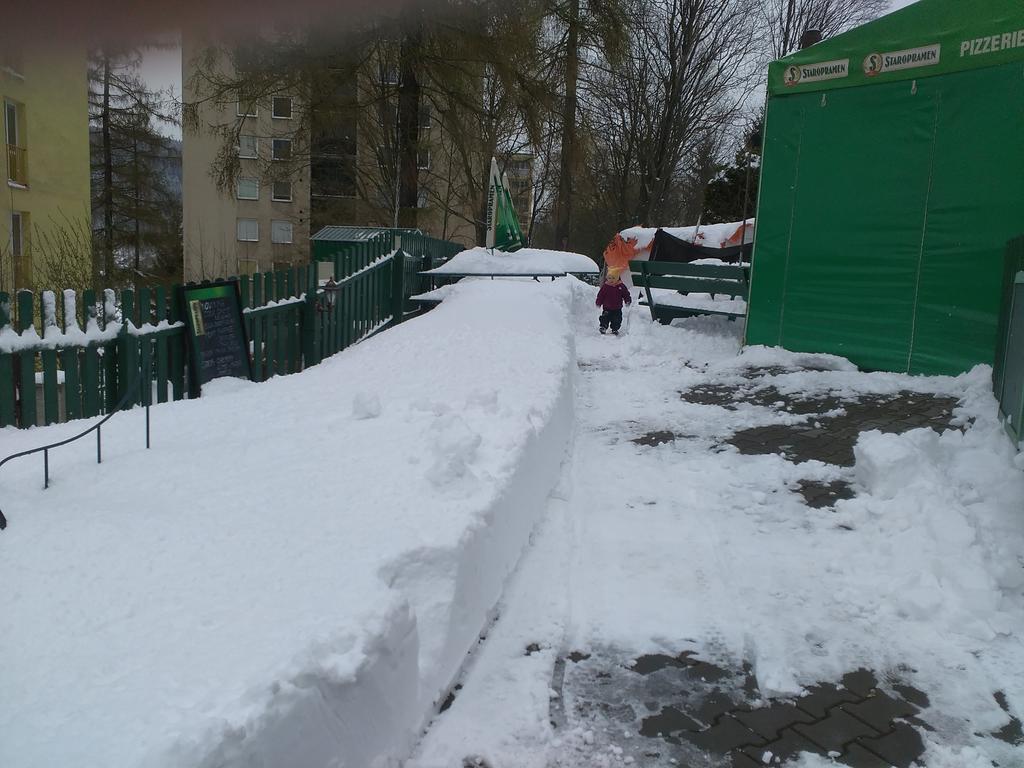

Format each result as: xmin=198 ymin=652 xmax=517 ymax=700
xmin=182 ymin=38 xmax=310 ymax=281
xmin=183 ymin=36 xmax=504 ymax=280
xmin=1 ymin=44 xmax=91 ymax=291
xmin=308 ymin=56 xmax=478 ymax=246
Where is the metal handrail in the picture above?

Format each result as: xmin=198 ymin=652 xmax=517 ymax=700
xmin=0 ymin=368 xmax=152 ymax=531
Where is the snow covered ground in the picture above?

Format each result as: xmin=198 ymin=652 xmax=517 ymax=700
xmin=3 ymin=277 xmax=1022 ymax=768
xmin=411 ymin=289 xmax=1024 ymax=767
xmin=0 ymin=280 xmax=578 ymax=768
xmin=426 ymin=246 xmax=599 ymax=275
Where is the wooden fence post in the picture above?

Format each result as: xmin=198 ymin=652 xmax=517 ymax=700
xmin=391 ymin=251 xmax=406 ymax=328
xmin=102 ymin=289 xmax=119 ymax=412
xmin=40 ymin=291 xmax=60 ymax=425
xmin=118 ymin=288 xmax=138 ymax=405
xmin=302 ymin=265 xmax=319 ymax=369
xmin=16 ymin=290 xmax=36 ymax=428
xmin=0 ymin=292 xmax=15 ymax=427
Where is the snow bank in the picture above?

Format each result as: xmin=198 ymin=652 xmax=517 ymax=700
xmin=0 ymin=279 xmax=579 ymax=768
xmin=426 ymin=246 xmax=598 ymax=275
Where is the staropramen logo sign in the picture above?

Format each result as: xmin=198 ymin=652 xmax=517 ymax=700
xmin=783 ymin=58 xmax=850 ymax=87
xmin=863 ymin=44 xmax=941 ymax=76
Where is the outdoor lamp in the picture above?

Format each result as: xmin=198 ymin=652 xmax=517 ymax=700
xmin=323 ymin=277 xmax=339 ymax=310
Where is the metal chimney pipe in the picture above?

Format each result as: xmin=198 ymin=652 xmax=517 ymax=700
xmin=800 ymin=29 xmax=823 ymax=49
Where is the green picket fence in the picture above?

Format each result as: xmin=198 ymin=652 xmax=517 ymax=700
xmin=316 ymin=234 xmax=393 ymax=281
xmin=397 ymin=232 xmax=463 ymax=307
xmin=0 ymin=233 xmax=448 ymax=429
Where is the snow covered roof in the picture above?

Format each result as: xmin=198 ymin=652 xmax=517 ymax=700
xmin=619 ymin=219 xmax=754 ymax=253
xmin=312 ymin=226 xmax=421 ymax=242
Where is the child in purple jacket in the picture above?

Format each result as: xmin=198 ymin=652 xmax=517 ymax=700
xmin=596 ymin=267 xmax=632 ymax=334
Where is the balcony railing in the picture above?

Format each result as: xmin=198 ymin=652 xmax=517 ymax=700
xmin=6 ymin=144 xmax=27 ymax=185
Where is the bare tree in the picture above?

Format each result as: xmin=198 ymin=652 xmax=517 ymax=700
xmin=581 ymin=0 xmax=759 ymax=234
xmin=759 ymin=0 xmax=889 ymax=59
xmin=549 ymin=0 xmax=627 ymax=249
xmin=185 ymin=1 xmax=551 ymax=241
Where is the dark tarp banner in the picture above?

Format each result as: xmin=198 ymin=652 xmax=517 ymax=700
xmin=649 ymin=229 xmax=753 ymax=264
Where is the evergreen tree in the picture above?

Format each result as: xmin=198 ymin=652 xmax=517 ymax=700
xmin=89 ymin=49 xmax=182 ymax=283
xmin=702 ymin=116 xmax=762 ymax=224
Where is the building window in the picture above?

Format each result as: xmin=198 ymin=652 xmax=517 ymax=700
xmin=237 ymin=99 xmax=258 ymax=117
xmin=236 ymin=177 xmax=259 ymax=200
xmin=272 ymin=180 xmax=292 ymax=201
xmin=4 ymin=101 xmax=16 ymax=144
xmin=417 ymin=148 xmax=430 ymax=170
xmin=272 ymin=97 xmax=293 ymax=119
xmin=11 ymin=211 xmax=30 ymax=287
xmin=271 ymin=220 xmax=293 ymax=244
xmin=419 ymin=104 xmax=432 ymax=130
xmin=237 ymin=258 xmax=260 ymax=276
xmin=379 ymin=62 xmax=399 ymax=85
xmin=417 ymin=186 xmax=429 ymax=209
xmin=5 ymin=100 xmax=26 ymax=185
xmin=272 ymin=139 xmax=292 ymax=161
xmin=237 ymin=218 xmax=259 ymax=242
xmin=238 ymin=135 xmax=258 ymax=159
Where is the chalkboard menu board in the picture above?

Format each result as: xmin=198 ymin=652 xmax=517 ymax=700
xmin=182 ymin=281 xmax=252 ymax=389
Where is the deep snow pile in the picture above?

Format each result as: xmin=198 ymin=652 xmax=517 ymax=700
xmin=411 ymin=291 xmax=1024 ymax=767
xmin=426 ymin=246 xmax=598 ymax=275
xmin=0 ymin=279 xmax=578 ymax=768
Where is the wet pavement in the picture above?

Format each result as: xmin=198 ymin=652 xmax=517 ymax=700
xmin=549 ymin=651 xmax=934 ymax=767
xmin=675 ymin=364 xmax=963 ymax=514
xmin=680 ymin=366 xmax=960 ymax=470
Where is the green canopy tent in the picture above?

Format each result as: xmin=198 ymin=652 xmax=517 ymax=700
xmin=746 ymin=0 xmax=1024 ymax=374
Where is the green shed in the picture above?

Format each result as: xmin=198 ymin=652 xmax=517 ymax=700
xmin=311 ymin=226 xmax=412 ymax=263
xmin=746 ymin=0 xmax=1024 ymax=375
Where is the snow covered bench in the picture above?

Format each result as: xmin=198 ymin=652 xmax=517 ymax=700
xmin=412 ymin=247 xmax=600 ymax=308
xmin=630 ymin=260 xmax=749 ymax=323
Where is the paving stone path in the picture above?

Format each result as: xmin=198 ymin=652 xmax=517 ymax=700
xmin=680 ymin=364 xmax=961 ymax=506
xmin=542 ymin=363 xmax=986 ymax=767
xmin=550 ymin=651 xmax=933 ymax=767
xmin=416 ymin=349 xmax=1020 ymax=767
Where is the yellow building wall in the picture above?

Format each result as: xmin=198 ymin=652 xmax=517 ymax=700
xmin=1 ymin=43 xmax=91 ymax=292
